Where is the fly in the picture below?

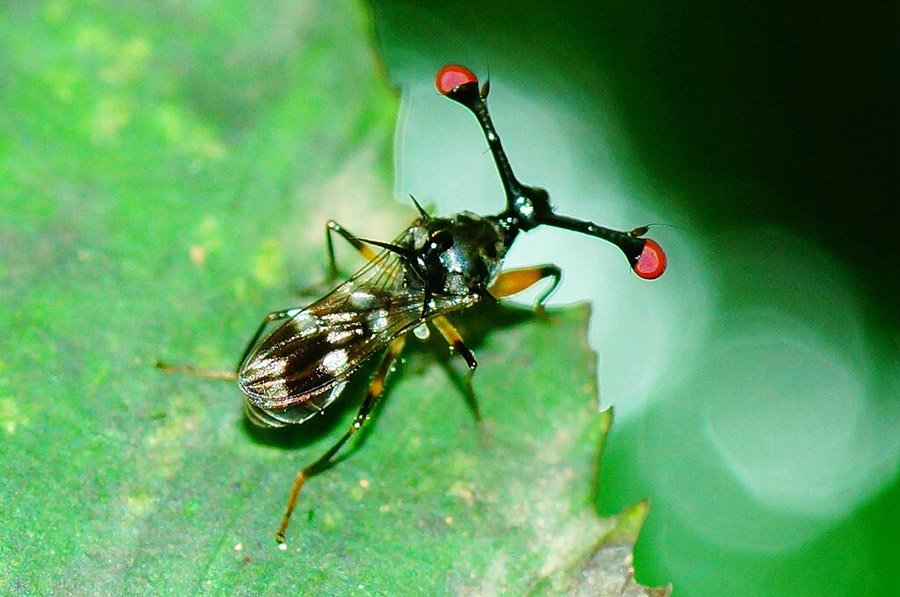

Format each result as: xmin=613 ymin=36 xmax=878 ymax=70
xmin=156 ymin=64 xmax=667 ymax=545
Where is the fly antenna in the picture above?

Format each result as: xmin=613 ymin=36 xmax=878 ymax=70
xmin=358 ymin=237 xmax=412 ymax=260
xmin=409 ymin=194 xmax=430 ymax=219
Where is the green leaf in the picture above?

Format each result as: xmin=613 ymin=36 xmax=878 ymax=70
xmin=1 ymin=1 xmax=665 ymax=592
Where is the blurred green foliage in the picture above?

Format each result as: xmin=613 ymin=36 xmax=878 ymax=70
xmin=370 ymin=1 xmax=898 ymax=595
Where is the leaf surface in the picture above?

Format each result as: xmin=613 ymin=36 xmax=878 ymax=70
xmin=0 ymin=2 xmax=664 ymax=593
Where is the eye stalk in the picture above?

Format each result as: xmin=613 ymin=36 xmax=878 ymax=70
xmin=435 ymin=64 xmax=667 ymax=280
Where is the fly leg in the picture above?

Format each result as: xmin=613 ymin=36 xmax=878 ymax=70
xmin=432 ymin=315 xmax=482 ymax=425
xmin=153 ymin=307 xmax=301 ymax=379
xmin=157 ymin=224 xmax=385 ymax=380
xmin=488 ymin=264 xmax=562 ymax=317
xmin=429 ymin=262 xmax=561 ymax=430
xmin=275 ymin=335 xmax=407 ymax=544
xmin=324 ymin=220 xmax=379 ymax=278
xmin=419 ymin=265 xmax=561 ymax=437
xmin=296 ymin=220 xmax=385 ymax=298
xmin=151 ymin=360 xmax=237 ymax=380
xmin=234 ymin=308 xmax=303 ymax=372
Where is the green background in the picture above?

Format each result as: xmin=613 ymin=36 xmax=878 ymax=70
xmin=370 ymin=1 xmax=898 ymax=594
xmin=2 ymin=0 xmax=897 ymax=594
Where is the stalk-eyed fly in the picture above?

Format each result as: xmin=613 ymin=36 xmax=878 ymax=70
xmin=157 ymin=65 xmax=667 ymax=545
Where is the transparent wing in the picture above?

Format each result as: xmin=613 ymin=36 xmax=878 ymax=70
xmin=238 ymin=249 xmax=477 ymax=420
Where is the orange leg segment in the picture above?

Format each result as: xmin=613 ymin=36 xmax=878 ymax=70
xmin=325 ymin=220 xmax=379 ymax=277
xmin=275 ymin=335 xmax=407 ymax=544
xmin=488 ymin=264 xmax=562 ymax=315
xmin=432 ymin=314 xmax=482 ymax=424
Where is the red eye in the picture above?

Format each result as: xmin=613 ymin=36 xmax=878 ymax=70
xmin=633 ymin=238 xmax=667 ymax=279
xmin=435 ymin=65 xmax=478 ymax=96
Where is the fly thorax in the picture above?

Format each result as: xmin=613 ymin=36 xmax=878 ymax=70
xmin=434 ymin=212 xmax=508 ymax=296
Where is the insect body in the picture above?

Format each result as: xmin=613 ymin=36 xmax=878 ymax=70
xmin=239 ymin=210 xmax=507 ymax=428
xmin=180 ymin=65 xmax=667 ymax=544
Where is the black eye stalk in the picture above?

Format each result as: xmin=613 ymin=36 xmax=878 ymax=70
xmin=435 ymin=64 xmax=667 ymax=280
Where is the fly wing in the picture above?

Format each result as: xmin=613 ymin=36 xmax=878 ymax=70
xmin=239 ymin=286 xmax=422 ymax=411
xmin=238 ymin=251 xmax=477 ymax=418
